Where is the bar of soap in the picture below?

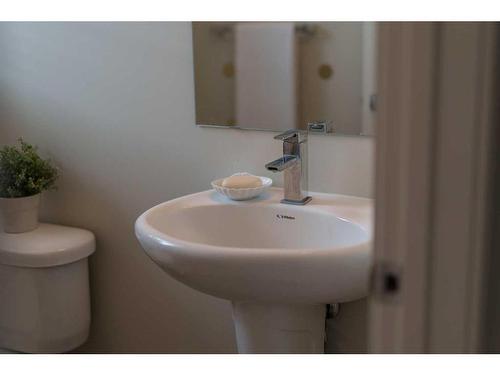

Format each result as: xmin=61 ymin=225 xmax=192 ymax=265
xmin=222 ymin=175 xmax=262 ymax=188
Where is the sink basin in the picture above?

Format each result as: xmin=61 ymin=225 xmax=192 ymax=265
xmin=135 ymin=188 xmax=373 ymax=353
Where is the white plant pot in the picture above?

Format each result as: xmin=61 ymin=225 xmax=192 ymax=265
xmin=0 ymin=194 xmax=41 ymax=233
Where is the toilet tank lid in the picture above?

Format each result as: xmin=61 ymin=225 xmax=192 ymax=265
xmin=0 ymin=223 xmax=95 ymax=267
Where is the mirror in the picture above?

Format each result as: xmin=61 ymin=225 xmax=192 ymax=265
xmin=192 ymin=22 xmax=377 ymax=136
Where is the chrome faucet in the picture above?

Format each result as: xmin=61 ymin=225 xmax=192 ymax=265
xmin=265 ymin=129 xmax=312 ymax=205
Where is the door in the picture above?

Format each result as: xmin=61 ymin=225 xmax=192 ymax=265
xmin=369 ymin=22 xmax=499 ymax=353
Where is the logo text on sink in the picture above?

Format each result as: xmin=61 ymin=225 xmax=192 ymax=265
xmin=276 ymin=214 xmax=295 ymax=220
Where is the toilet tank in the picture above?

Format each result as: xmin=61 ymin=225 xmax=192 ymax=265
xmin=0 ymin=224 xmax=95 ymax=353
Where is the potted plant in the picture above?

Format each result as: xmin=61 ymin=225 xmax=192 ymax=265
xmin=0 ymin=138 xmax=59 ymax=233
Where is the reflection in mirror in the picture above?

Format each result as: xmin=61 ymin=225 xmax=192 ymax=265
xmin=192 ymin=22 xmax=377 ymax=136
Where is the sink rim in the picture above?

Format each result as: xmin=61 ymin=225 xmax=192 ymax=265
xmin=135 ymin=187 xmax=373 ymax=256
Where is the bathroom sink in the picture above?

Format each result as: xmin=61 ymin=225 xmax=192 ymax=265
xmin=135 ymin=188 xmax=373 ymax=353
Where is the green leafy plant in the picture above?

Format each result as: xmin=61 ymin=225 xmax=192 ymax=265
xmin=0 ymin=138 xmax=59 ymax=198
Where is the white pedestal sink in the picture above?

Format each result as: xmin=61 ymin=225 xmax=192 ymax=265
xmin=135 ymin=188 xmax=373 ymax=353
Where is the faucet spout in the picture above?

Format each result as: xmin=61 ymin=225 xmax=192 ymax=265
xmin=265 ymin=155 xmax=298 ymax=172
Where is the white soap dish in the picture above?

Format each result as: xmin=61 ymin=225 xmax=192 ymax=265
xmin=211 ymin=173 xmax=272 ymax=201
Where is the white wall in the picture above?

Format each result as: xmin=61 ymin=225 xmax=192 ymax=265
xmin=0 ymin=22 xmax=374 ymax=353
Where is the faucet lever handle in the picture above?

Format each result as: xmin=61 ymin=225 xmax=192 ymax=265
xmin=273 ymin=129 xmax=308 ymax=143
